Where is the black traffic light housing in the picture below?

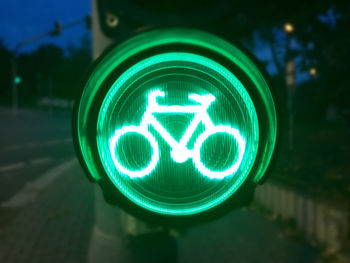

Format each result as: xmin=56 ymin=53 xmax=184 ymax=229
xmin=96 ymin=0 xmax=260 ymax=41
xmin=73 ymin=26 xmax=279 ymax=226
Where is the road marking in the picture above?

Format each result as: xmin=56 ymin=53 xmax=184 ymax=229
xmin=46 ymin=139 xmax=63 ymax=145
xmin=29 ymin=157 xmax=52 ymax=165
xmin=2 ymin=138 xmax=72 ymax=151
xmin=0 ymin=163 xmax=25 ymax=173
xmin=4 ymin=145 xmax=21 ymax=151
xmin=27 ymin=142 xmax=41 ymax=147
xmin=44 ymin=138 xmax=72 ymax=146
xmin=0 ymin=157 xmax=54 ymax=174
xmin=1 ymin=158 xmax=76 ymax=208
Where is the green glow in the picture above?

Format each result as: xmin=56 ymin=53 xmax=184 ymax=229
xmin=97 ymin=52 xmax=259 ymax=215
xmin=15 ymin=76 xmax=21 ymax=84
xmin=75 ymin=29 xmax=277 ymax=217
xmin=76 ymin=29 xmax=277 ymax=185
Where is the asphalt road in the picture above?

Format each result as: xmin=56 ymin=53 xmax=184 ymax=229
xmin=0 ymin=109 xmax=75 ymax=202
xmin=0 ymin=109 xmax=321 ymax=263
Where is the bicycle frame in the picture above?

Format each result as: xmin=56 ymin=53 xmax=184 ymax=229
xmin=139 ymin=89 xmax=216 ymax=163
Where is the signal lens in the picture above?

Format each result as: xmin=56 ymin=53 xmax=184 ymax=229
xmin=96 ymin=52 xmax=259 ymax=215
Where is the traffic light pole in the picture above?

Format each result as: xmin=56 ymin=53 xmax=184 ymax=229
xmin=87 ymin=1 xmax=130 ymax=260
xmin=286 ymin=60 xmax=295 ymax=151
xmin=285 ymin=35 xmax=295 ymax=151
xmin=283 ymin=23 xmax=296 ymax=151
xmin=87 ymin=1 xmax=178 ymax=262
xmin=11 ymin=56 xmax=18 ymax=114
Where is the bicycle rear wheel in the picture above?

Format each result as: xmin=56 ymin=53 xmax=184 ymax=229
xmin=193 ymin=125 xmax=246 ymax=179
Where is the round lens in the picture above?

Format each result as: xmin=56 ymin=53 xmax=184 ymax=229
xmin=97 ymin=52 xmax=259 ymax=215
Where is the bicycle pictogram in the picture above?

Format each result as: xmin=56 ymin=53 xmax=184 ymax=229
xmin=109 ymin=89 xmax=246 ymax=179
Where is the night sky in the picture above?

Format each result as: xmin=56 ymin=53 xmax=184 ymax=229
xmin=0 ymin=0 xmax=91 ymax=53
xmin=0 ymin=0 xmax=287 ymax=79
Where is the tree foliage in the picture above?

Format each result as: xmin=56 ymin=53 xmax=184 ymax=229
xmin=0 ymin=40 xmax=12 ymax=105
xmin=295 ymin=3 xmax=350 ymax=110
xmin=242 ymin=1 xmax=349 ymax=120
xmin=0 ymin=35 xmax=92 ymax=106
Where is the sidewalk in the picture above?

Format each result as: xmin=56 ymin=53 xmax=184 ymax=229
xmin=0 ymin=160 xmax=94 ymax=263
xmin=0 ymin=159 xmax=322 ymax=263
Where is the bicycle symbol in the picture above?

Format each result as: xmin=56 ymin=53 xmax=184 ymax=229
xmin=109 ymin=89 xmax=246 ymax=179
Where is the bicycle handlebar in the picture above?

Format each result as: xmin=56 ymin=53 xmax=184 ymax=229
xmin=148 ymin=89 xmax=215 ymax=107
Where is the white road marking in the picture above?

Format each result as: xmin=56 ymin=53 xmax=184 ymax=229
xmin=1 ymin=158 xmax=76 ymax=208
xmin=29 ymin=157 xmax=52 ymax=165
xmin=44 ymin=138 xmax=72 ymax=146
xmin=27 ymin=142 xmax=41 ymax=147
xmin=2 ymin=137 xmax=72 ymax=151
xmin=4 ymin=145 xmax=21 ymax=151
xmin=0 ymin=157 xmax=54 ymax=174
xmin=45 ymin=139 xmax=63 ymax=145
xmin=0 ymin=163 xmax=25 ymax=173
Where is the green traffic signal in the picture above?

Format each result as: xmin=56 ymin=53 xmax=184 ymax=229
xmin=73 ymin=29 xmax=277 ymax=223
xmin=97 ymin=52 xmax=259 ymax=215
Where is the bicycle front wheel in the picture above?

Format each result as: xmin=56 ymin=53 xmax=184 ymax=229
xmin=193 ymin=125 xmax=246 ymax=179
xmin=109 ymin=126 xmax=159 ymax=178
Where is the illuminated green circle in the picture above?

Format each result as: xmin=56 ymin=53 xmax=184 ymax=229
xmin=75 ymin=29 xmax=278 ymax=221
xmin=97 ymin=52 xmax=259 ymax=215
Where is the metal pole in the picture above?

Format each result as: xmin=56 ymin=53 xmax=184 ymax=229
xmin=48 ymin=75 xmax=54 ymax=115
xmin=11 ymin=56 xmax=18 ymax=115
xmin=87 ymin=1 xmax=178 ymax=262
xmin=285 ymin=35 xmax=295 ymax=151
xmin=286 ymin=60 xmax=295 ymax=151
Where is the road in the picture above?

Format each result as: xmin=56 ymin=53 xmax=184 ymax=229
xmin=0 ymin=109 xmax=75 ymax=202
xmin=0 ymin=109 xmax=321 ymax=263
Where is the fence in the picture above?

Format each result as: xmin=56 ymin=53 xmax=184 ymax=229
xmin=254 ymin=181 xmax=349 ymax=252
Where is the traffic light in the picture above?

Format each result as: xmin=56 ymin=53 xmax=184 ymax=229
xmin=85 ymin=15 xmax=91 ymax=30
xmin=50 ymin=21 xmax=62 ymax=36
xmin=73 ymin=28 xmax=278 ymax=225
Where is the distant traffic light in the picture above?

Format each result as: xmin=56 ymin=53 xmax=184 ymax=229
xmin=85 ymin=15 xmax=91 ymax=30
xmin=73 ymin=29 xmax=278 ymax=225
xmin=50 ymin=21 xmax=62 ymax=36
xmin=14 ymin=76 xmax=21 ymax=84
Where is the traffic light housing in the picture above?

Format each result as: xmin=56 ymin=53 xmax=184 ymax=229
xmin=96 ymin=0 xmax=258 ymax=41
xmin=73 ymin=28 xmax=278 ymax=226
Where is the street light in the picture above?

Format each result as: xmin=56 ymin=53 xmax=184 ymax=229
xmin=284 ymin=22 xmax=294 ymax=34
xmin=309 ymin=67 xmax=317 ymax=76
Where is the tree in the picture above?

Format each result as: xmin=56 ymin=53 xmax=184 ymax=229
xmin=8 ymin=35 xmax=92 ymax=106
xmin=0 ymin=40 xmax=12 ymax=105
xmin=55 ymin=34 xmax=92 ymax=99
xmin=295 ymin=3 xmax=350 ymax=111
xmin=17 ymin=44 xmax=65 ymax=106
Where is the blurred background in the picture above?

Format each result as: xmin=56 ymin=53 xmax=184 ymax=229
xmin=0 ymin=0 xmax=349 ymax=262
